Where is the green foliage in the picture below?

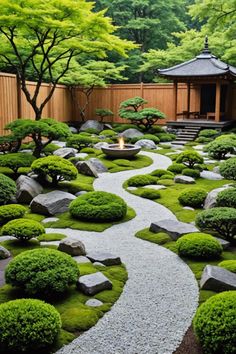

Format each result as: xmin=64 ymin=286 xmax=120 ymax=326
xmin=69 ymin=191 xmax=127 ymax=222
xmin=0 ymin=135 xmax=20 ymax=153
xmin=135 ymin=228 xmax=171 ymax=245
xmin=151 ymin=169 xmax=174 ymax=178
xmin=61 ymin=308 xmax=100 ymax=332
xmin=127 ymin=174 xmax=157 ymax=187
xmin=176 ymin=150 xmax=203 ymax=168
xmin=31 ymin=155 xmax=77 ymax=186
xmin=138 ymin=188 xmax=161 ymax=200
xmin=99 ymin=129 xmax=117 ymax=137
xmin=43 ymin=143 xmax=61 ymax=155
xmin=196 ymin=207 xmax=236 ymax=243
xmin=95 ymin=109 xmax=114 ymax=122
xmin=176 ymin=233 xmax=222 ymax=260
xmin=38 ymin=233 xmax=66 ymax=242
xmin=167 ymin=163 xmax=185 ymax=174
xmin=0 ymin=298 xmax=61 ymax=352
xmin=195 ymin=136 xmax=212 ymax=144
xmin=199 ymin=129 xmax=219 ymax=138
xmin=216 ymin=188 xmax=236 ymax=208
xmin=178 ymin=187 xmax=207 ymax=208
xmin=113 ymin=124 xmax=137 ymax=133
xmin=205 ymin=139 xmax=236 ymax=160
xmin=0 ymin=204 xmax=27 ymax=225
xmin=0 ymin=174 xmax=16 ymax=205
xmin=220 ymin=158 xmax=236 ymax=180
xmin=5 ymin=248 xmax=79 ymax=297
xmin=113 ymin=159 xmax=131 ymax=167
xmin=156 ymin=133 xmax=176 ymax=142
xmin=66 ymin=134 xmax=95 ymax=151
xmin=193 ymin=291 xmax=236 ymax=354
xmin=182 ymin=168 xmax=200 ymax=178
xmin=1 ymin=218 xmax=45 ymax=241
xmin=218 ymin=260 xmax=236 ymax=273
xmin=131 ymin=134 xmax=160 ymax=144
xmin=0 ymin=152 xmax=35 ymax=174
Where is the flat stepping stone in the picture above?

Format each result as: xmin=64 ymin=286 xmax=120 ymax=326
xmin=87 ymin=252 xmax=121 ymax=266
xmin=174 ymin=175 xmax=195 ymax=184
xmin=150 ymin=219 xmax=198 ymax=240
xmin=42 ymin=217 xmax=59 ymax=223
xmin=73 ymin=256 xmax=91 ymax=264
xmin=200 ymin=170 xmax=223 ymax=180
xmin=200 ymin=265 xmax=236 ymax=292
xmin=214 ymin=237 xmax=230 ymax=250
xmin=53 ymin=147 xmax=77 ymax=159
xmin=77 ymin=272 xmax=112 ymax=295
xmin=86 ymin=299 xmax=103 ymax=307
xmin=144 ymin=185 xmax=167 ymax=190
xmin=58 ymin=239 xmax=86 ymax=256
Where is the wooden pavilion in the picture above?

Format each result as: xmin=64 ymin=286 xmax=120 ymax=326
xmin=158 ymin=37 xmax=236 ymax=128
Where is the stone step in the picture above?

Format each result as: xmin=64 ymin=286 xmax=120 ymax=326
xmin=171 ymin=140 xmax=188 ymax=145
xmin=175 ymin=137 xmax=194 ymax=141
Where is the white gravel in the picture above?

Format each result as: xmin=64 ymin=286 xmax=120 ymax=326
xmin=54 ymin=151 xmax=199 ymax=354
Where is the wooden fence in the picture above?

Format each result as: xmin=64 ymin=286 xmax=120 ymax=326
xmin=0 ymin=72 xmax=236 ymax=135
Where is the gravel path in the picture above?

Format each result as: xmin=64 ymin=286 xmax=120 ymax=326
xmin=54 ymin=151 xmax=199 ymax=354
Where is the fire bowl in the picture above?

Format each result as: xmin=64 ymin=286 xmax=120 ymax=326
xmin=101 ymin=144 xmax=141 ymax=158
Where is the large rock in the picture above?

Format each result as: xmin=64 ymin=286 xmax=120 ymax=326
xmin=0 ymin=246 xmax=11 ymax=259
xmin=76 ymin=161 xmax=98 ymax=177
xmin=121 ymin=128 xmax=143 ymax=139
xmin=174 ymin=175 xmax=195 ymax=184
xmin=200 ymin=170 xmax=223 ymax=180
xmin=16 ymin=175 xmax=43 ymax=204
xmin=69 ymin=126 xmax=78 ymax=134
xmin=134 ymin=139 xmax=156 ymax=150
xmin=79 ymin=120 xmax=104 ymax=133
xmin=53 ymin=147 xmax=77 ymax=159
xmin=58 ymin=238 xmax=86 ymax=256
xmin=30 ymin=190 xmax=76 ymax=216
xmin=87 ymin=252 xmax=121 ymax=266
xmin=85 ymin=299 xmax=103 ymax=307
xmin=204 ymin=185 xmax=232 ymax=209
xmin=77 ymin=272 xmax=112 ymax=295
xmin=89 ymin=158 xmax=108 ymax=173
xmin=51 ymin=140 xmax=66 ymax=148
xmin=150 ymin=219 xmax=198 ymax=240
xmin=200 ymin=265 xmax=236 ymax=292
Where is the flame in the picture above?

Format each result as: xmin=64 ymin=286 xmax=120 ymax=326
xmin=118 ymin=137 xmax=125 ymax=149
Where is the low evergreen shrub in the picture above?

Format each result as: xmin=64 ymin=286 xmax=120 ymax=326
xmin=127 ymin=174 xmax=157 ymax=187
xmin=66 ymin=134 xmax=96 ymax=151
xmin=0 ymin=173 xmax=16 ymax=205
xmin=1 ymin=218 xmax=45 ymax=241
xmin=131 ymin=134 xmax=160 ymax=144
xmin=178 ymin=187 xmax=207 ymax=208
xmin=218 ymin=260 xmax=236 ymax=273
xmin=182 ymin=168 xmax=200 ymax=178
xmin=0 ymin=204 xmax=27 ymax=225
xmin=151 ymin=169 xmax=174 ymax=178
xmin=205 ymin=140 xmax=235 ymax=160
xmin=220 ymin=157 xmax=236 ymax=180
xmin=0 ymin=153 xmax=35 ymax=173
xmin=139 ymin=188 xmax=161 ymax=200
xmin=176 ymin=150 xmax=203 ymax=168
xmin=167 ymin=163 xmax=185 ymax=174
xmin=216 ymin=188 xmax=236 ymax=208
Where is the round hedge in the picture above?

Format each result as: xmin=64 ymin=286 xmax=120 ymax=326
xmin=0 ymin=298 xmax=61 ymax=352
xmin=0 ymin=204 xmax=27 ymax=225
xmin=167 ymin=163 xmax=185 ymax=174
xmin=218 ymin=260 xmax=236 ymax=273
xmin=220 ymin=158 xmax=236 ymax=180
xmin=216 ymin=188 xmax=236 ymax=208
xmin=1 ymin=218 xmax=45 ymax=241
xmin=127 ymin=174 xmax=157 ymax=187
xmin=0 ymin=173 xmax=16 ymax=205
xmin=205 ymin=139 xmax=235 ymax=160
xmin=5 ymin=248 xmax=79 ymax=296
xmin=176 ymin=150 xmax=204 ymax=168
xmin=199 ymin=129 xmax=219 ymax=138
xmin=178 ymin=187 xmax=207 ymax=208
xmin=131 ymin=134 xmax=160 ymax=144
xmin=182 ymin=168 xmax=200 ymax=178
xmin=69 ymin=191 xmax=127 ymax=222
xmin=176 ymin=233 xmax=222 ymax=260
xmin=139 ymin=188 xmax=161 ymax=200
xmin=193 ymin=291 xmax=236 ymax=354
xmin=151 ymin=169 xmax=174 ymax=178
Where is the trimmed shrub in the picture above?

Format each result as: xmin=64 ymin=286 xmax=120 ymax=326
xmin=176 ymin=232 xmax=222 ymax=260
xmin=156 ymin=133 xmax=176 ymax=142
xmin=0 ymin=204 xmax=27 ymax=225
xmin=193 ymin=291 xmax=236 ymax=354
xmin=0 ymin=299 xmax=61 ymax=352
xmin=139 ymin=188 xmax=160 ymax=200
xmin=178 ymin=188 xmax=207 ymax=208
xmin=66 ymin=134 xmax=96 ymax=151
xmin=167 ymin=163 xmax=185 ymax=174
xmin=205 ymin=140 xmax=235 ymax=160
xmin=176 ymin=150 xmax=203 ymax=168
xmin=160 ymin=174 xmax=173 ymax=180
xmin=0 ymin=174 xmax=16 ymax=205
xmin=113 ymin=159 xmax=132 ymax=167
xmin=127 ymin=174 xmax=157 ymax=187
xmin=5 ymin=248 xmax=79 ymax=296
xmin=182 ymin=168 xmax=200 ymax=178
xmin=220 ymin=157 xmax=236 ymax=180
xmin=1 ymin=218 xmax=45 ymax=241
xmin=195 ymin=136 xmax=212 ymax=143
xmin=199 ymin=129 xmax=219 ymax=138
xmin=43 ymin=143 xmax=61 ymax=155
xmin=151 ymin=169 xmax=174 ymax=178
xmin=146 ymin=125 xmax=165 ymax=134
xmin=113 ymin=124 xmax=137 ymax=133
xmin=83 ymin=128 xmax=99 ymax=134
xmin=218 ymin=260 xmax=236 ymax=273
xmin=195 ymin=207 xmax=236 ymax=243
xmin=0 ymin=153 xmax=35 ymax=173
xmin=131 ymin=134 xmax=160 ymax=144
xmin=216 ymin=188 xmax=236 ymax=208
xmin=99 ymin=129 xmax=117 ymax=137
xmin=31 ymin=155 xmax=78 ymax=186
xmin=95 ymin=108 xmax=114 ymax=122
xmin=69 ymin=191 xmax=127 ymax=222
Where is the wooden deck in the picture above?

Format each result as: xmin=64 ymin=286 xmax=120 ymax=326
xmin=167 ymin=119 xmax=235 ymax=130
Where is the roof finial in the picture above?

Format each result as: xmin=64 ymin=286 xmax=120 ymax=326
xmin=202 ymin=35 xmax=210 ymax=54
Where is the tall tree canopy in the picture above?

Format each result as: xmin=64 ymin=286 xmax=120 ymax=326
xmin=0 ymin=0 xmax=135 ymax=119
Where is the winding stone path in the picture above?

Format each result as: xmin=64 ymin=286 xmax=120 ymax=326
xmin=54 ymin=151 xmax=199 ymax=354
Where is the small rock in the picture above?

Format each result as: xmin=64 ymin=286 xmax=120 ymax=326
xmin=200 ymin=170 xmax=223 ymax=180
xmin=0 ymin=246 xmax=11 ymax=259
xmin=53 ymin=147 xmax=77 ymax=159
xmin=213 ymin=166 xmax=220 ymax=174
xmin=73 ymin=256 xmax=91 ymax=264
xmin=75 ymin=191 xmax=88 ymax=196
xmin=42 ymin=217 xmax=59 ymax=224
xmin=16 ymin=175 xmax=43 ymax=204
xmin=121 ymin=128 xmax=143 ymax=139
xmin=214 ymin=237 xmax=230 ymax=250
xmin=89 ymin=158 xmax=108 ymax=173
xmin=77 ymin=272 xmax=112 ymax=295
xmin=144 ymin=185 xmax=167 ymax=190
xmin=86 ymin=299 xmax=103 ymax=307
xmin=76 ymin=161 xmax=98 ymax=177
xmin=194 ymin=145 xmax=204 ymax=150
xmin=58 ymin=239 xmax=86 ymax=256
xmin=174 ymin=175 xmax=195 ymax=184
xmin=51 ymin=141 xmax=66 ymax=148
xmin=87 ymin=252 xmax=121 ymax=266
xmin=74 ymin=153 xmax=88 ymax=159
xmin=204 ymin=185 xmax=233 ymax=209
xmin=79 ymin=120 xmax=104 ymax=133
xmin=150 ymin=219 xmax=198 ymax=240
xmin=183 ymin=206 xmax=195 ymax=211
xmin=134 ymin=139 xmax=156 ymax=150
xmin=93 ymin=142 xmax=109 ymax=150
xmin=93 ymin=262 xmax=106 ymax=267
xmin=127 ymin=186 xmax=137 ymax=191
xmin=69 ymin=126 xmax=78 ymax=134
xmin=200 ymin=265 xmax=236 ymax=292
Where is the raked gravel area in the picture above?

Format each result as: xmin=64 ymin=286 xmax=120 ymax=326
xmin=53 ymin=151 xmax=199 ymax=354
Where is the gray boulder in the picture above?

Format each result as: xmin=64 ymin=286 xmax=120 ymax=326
xmin=53 ymin=147 xmax=77 ymax=159
xmin=30 ymin=190 xmax=75 ymax=216
xmin=204 ymin=185 xmax=232 ymax=209
xmin=200 ymin=170 xmax=223 ymax=180
xmin=16 ymin=175 xmax=43 ymax=204
xmin=134 ymin=139 xmax=156 ymax=150
xmin=213 ymin=166 xmax=220 ymax=174
xmin=79 ymin=120 xmax=104 ymax=133
xmin=51 ymin=140 xmax=66 ymax=148
xmin=58 ymin=239 xmax=86 ymax=256
xmin=89 ymin=158 xmax=108 ymax=173
xmin=85 ymin=299 xmax=103 ymax=307
xmin=77 ymin=272 xmax=112 ymax=295
xmin=200 ymin=265 xmax=236 ymax=292
xmin=214 ymin=237 xmax=230 ymax=250
xmin=0 ymin=246 xmax=11 ymax=259
xmin=93 ymin=142 xmax=109 ymax=150
xmin=87 ymin=252 xmax=121 ymax=266
xmin=76 ymin=161 xmax=98 ymax=177
xmin=121 ymin=128 xmax=143 ymax=139
xmin=69 ymin=126 xmax=78 ymax=134
xmin=174 ymin=175 xmax=195 ymax=184
xmin=150 ymin=219 xmax=198 ymax=240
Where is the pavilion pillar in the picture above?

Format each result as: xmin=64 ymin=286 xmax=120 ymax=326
xmin=173 ymin=80 xmax=178 ymax=120
xmin=215 ymin=81 xmax=221 ymax=122
xmin=187 ymin=82 xmax=190 ymax=118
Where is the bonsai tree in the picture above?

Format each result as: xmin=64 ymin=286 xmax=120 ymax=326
xmin=176 ymin=150 xmax=203 ymax=168
xmin=119 ymin=96 xmax=165 ymax=131
xmin=66 ymin=134 xmax=96 ymax=151
xmin=95 ymin=109 xmax=114 ymax=122
xmin=31 ymin=156 xmax=78 ymax=186
xmin=205 ymin=139 xmax=236 ymax=160
xmin=6 ymin=119 xmax=71 ymax=158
